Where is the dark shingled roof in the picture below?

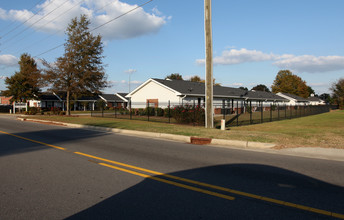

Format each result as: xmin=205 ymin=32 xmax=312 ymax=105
xmin=279 ymin=93 xmax=309 ymax=102
xmin=152 ymin=78 xmax=287 ymax=101
xmin=153 ymin=78 xmax=245 ymax=98
xmin=307 ymin=96 xmax=323 ymax=102
xmin=117 ymin=93 xmax=128 ymax=98
xmin=100 ymin=93 xmax=128 ymax=102
xmin=38 ymin=94 xmax=60 ymax=101
xmin=246 ymin=90 xmax=287 ymax=101
xmin=101 ymin=94 xmax=121 ymax=102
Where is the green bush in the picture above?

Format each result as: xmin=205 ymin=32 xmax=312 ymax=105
xmin=145 ymin=107 xmax=155 ymax=116
xmin=26 ymin=107 xmax=39 ymax=115
xmin=156 ymin=107 xmax=164 ymax=117
xmin=172 ymin=105 xmax=205 ymax=124
xmin=164 ymin=107 xmax=173 ymax=118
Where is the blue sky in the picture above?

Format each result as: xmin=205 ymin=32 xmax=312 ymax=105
xmin=0 ymin=0 xmax=343 ymax=95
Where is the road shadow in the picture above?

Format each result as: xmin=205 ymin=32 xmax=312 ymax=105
xmin=0 ymin=128 xmax=110 ymax=157
xmin=66 ymin=163 xmax=344 ymax=219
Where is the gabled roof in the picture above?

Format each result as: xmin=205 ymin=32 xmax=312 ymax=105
xmin=307 ymin=96 xmax=324 ymax=102
xmin=246 ymin=90 xmax=287 ymax=102
xmin=38 ymin=93 xmax=61 ymax=101
xmin=99 ymin=93 xmax=128 ymax=102
xmin=153 ymin=78 xmax=245 ymax=98
xmin=116 ymin=93 xmax=128 ymax=102
xmin=277 ymin=92 xmax=309 ymax=102
xmin=38 ymin=92 xmax=99 ymax=101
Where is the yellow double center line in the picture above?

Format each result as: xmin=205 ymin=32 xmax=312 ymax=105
xmin=1 ymin=129 xmax=344 ymax=219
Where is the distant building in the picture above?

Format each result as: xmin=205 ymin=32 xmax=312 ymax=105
xmin=99 ymin=93 xmax=128 ymax=108
xmin=275 ymin=92 xmax=309 ymax=106
xmin=307 ymin=94 xmax=326 ymax=105
xmin=0 ymin=96 xmax=12 ymax=105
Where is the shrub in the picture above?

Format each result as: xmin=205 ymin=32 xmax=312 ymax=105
xmin=155 ymin=107 xmax=164 ymax=117
xmin=145 ymin=107 xmax=155 ymax=116
xmin=172 ymin=105 xmax=205 ymax=124
xmin=26 ymin=107 xmax=39 ymax=115
xmin=164 ymin=107 xmax=173 ymax=118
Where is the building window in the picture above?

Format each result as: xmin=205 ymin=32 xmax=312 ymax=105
xmin=147 ymin=99 xmax=158 ymax=108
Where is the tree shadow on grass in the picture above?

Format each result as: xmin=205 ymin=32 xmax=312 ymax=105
xmin=66 ymin=163 xmax=344 ymax=219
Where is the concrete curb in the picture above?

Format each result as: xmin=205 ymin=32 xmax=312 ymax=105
xmin=18 ymin=117 xmax=275 ymax=149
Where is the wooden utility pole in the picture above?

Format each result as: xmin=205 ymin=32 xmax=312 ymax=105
xmin=204 ymin=0 xmax=213 ymax=128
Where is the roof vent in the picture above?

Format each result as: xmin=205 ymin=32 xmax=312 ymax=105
xmin=166 ymin=78 xmax=172 ymax=81
xmin=188 ymin=88 xmax=193 ymax=92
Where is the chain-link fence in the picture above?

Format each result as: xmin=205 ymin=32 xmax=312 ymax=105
xmin=214 ymin=102 xmax=333 ymax=127
xmin=91 ymin=100 xmax=336 ymax=128
xmin=91 ymin=100 xmax=205 ymax=126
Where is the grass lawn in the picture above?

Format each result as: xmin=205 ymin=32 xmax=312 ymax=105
xmin=27 ymin=110 xmax=344 ymax=149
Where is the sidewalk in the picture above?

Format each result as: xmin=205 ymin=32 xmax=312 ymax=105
xmin=11 ymin=116 xmax=344 ymax=162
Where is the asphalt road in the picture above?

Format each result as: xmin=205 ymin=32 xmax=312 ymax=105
xmin=0 ymin=116 xmax=343 ymax=219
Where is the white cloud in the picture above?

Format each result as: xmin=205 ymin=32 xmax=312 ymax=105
xmin=308 ymin=82 xmax=329 ymax=87
xmin=108 ymin=80 xmax=118 ymax=84
xmin=231 ymin=82 xmax=243 ymax=87
xmin=0 ymin=75 xmax=8 ymax=80
xmin=196 ymin=48 xmax=276 ymax=65
xmin=0 ymin=54 xmax=18 ymax=67
xmin=273 ymin=55 xmax=344 ymax=73
xmin=131 ymin=80 xmax=142 ymax=84
xmin=196 ymin=48 xmax=344 ymax=73
xmin=0 ymin=0 xmax=167 ymax=40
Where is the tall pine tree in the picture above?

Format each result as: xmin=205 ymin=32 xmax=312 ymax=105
xmin=44 ymin=15 xmax=107 ymax=115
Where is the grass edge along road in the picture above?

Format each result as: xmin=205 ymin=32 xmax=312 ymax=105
xmin=0 ymin=129 xmax=344 ymax=219
xmin=26 ymin=110 xmax=344 ymax=149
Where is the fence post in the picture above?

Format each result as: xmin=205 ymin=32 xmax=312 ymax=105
xmin=270 ymin=104 xmax=272 ymax=122
xmin=236 ymin=100 xmax=239 ymax=126
xmin=222 ymin=99 xmax=225 ymax=120
xmin=231 ymin=99 xmax=234 ymax=115
xmin=102 ymin=107 xmax=104 ymax=117
xmin=261 ymin=101 xmax=263 ymax=123
xmin=250 ymin=101 xmax=252 ymax=124
xmin=168 ymin=100 xmax=171 ymax=123
xmin=130 ymin=99 xmax=132 ymax=120
xmin=115 ymin=106 xmax=117 ymax=118
xmin=290 ymin=105 xmax=292 ymax=119
xmin=278 ymin=104 xmax=280 ymax=120
xmin=147 ymin=100 xmax=150 ymax=121
xmin=193 ymin=100 xmax=196 ymax=126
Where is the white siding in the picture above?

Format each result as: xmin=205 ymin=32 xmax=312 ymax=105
xmin=129 ymin=81 xmax=180 ymax=108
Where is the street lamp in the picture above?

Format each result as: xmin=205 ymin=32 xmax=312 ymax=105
xmin=125 ymin=69 xmax=137 ymax=93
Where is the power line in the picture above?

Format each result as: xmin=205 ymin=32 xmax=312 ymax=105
xmin=0 ymin=0 xmax=46 ymax=35
xmin=6 ymin=0 xmax=86 ymax=53
xmin=3 ymin=0 xmax=124 ymax=53
xmin=34 ymin=0 xmax=154 ymax=58
xmin=92 ymin=0 xmax=153 ymax=32
xmin=0 ymin=0 xmax=55 ymax=39
xmin=1 ymin=0 xmax=70 ymax=47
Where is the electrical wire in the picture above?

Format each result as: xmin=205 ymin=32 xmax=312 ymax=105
xmin=0 ymin=0 xmax=55 ymax=39
xmin=1 ymin=0 xmax=71 ymax=47
xmin=6 ymin=0 xmax=86 ymax=53
xmin=0 ymin=0 xmax=46 ymax=35
xmin=34 ymin=0 xmax=154 ymax=58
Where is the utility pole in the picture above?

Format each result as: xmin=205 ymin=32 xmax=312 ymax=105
xmin=204 ymin=0 xmax=213 ymax=128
